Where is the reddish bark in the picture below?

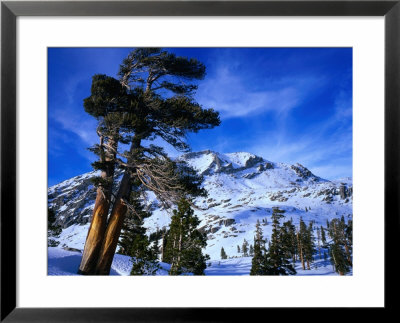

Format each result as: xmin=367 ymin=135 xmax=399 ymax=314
xmin=77 ymin=187 xmax=111 ymax=275
xmin=78 ymin=135 xmax=117 ymax=275
xmin=95 ymin=173 xmax=131 ymax=275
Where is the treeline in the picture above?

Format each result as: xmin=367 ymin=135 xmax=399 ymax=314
xmin=117 ymin=198 xmax=209 ymax=275
xmin=218 ymin=209 xmax=353 ymax=276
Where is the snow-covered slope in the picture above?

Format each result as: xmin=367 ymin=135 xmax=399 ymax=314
xmin=48 ymin=247 xmax=345 ymax=276
xmin=48 ymin=150 xmax=352 ymax=262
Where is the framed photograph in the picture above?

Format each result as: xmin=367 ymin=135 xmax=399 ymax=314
xmin=1 ymin=0 xmax=399 ymax=321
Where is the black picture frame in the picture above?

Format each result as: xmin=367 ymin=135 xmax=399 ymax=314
xmin=1 ymin=0 xmax=399 ymax=321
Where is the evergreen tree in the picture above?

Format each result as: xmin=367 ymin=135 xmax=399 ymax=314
xmin=320 ymin=225 xmax=327 ymax=247
xmin=264 ymin=208 xmax=296 ymax=275
xmin=327 ymin=217 xmax=352 ymax=275
xmin=237 ymin=245 xmax=241 ymax=254
xmin=280 ymin=218 xmax=297 ymax=266
xmin=118 ymin=188 xmax=151 ymax=255
xmin=297 ymin=217 xmax=307 ymax=270
xmin=92 ymin=48 xmax=220 ymax=275
xmin=117 ymin=188 xmax=159 ymax=275
xmin=48 ymin=208 xmax=62 ymax=247
xmin=220 ymin=247 xmax=228 ymax=260
xmin=79 ymin=48 xmax=220 ymax=275
xmin=304 ymin=222 xmax=316 ymax=270
xmin=78 ymin=74 xmax=131 ymax=274
xmin=164 ymin=199 xmax=209 ymax=275
xmin=316 ymin=226 xmax=322 ymax=259
xmin=250 ymin=220 xmax=267 ymax=275
xmin=242 ymin=239 xmax=249 ymax=257
xmin=249 ymin=244 xmax=254 ymax=257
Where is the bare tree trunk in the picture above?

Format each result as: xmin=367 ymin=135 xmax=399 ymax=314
xmin=297 ymin=232 xmax=305 ymax=270
xmin=78 ymin=187 xmax=112 ymax=274
xmin=94 ymin=137 xmax=141 ymax=275
xmin=160 ymin=234 xmax=165 ymax=262
xmin=95 ymin=172 xmax=131 ymax=275
xmin=78 ymin=135 xmax=117 ymax=275
xmin=343 ymin=242 xmax=352 ymax=266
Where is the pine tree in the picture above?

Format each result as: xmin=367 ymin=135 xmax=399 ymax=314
xmin=48 ymin=208 xmax=62 ymax=247
xmin=164 ymin=199 xmax=209 ymax=275
xmin=321 ymin=225 xmax=327 ymax=247
xmin=280 ymin=218 xmax=297 ymax=266
xmin=237 ymin=245 xmax=241 ymax=254
xmin=297 ymin=217 xmax=307 ymax=270
xmin=316 ymin=226 xmax=322 ymax=259
xmin=78 ymin=74 xmax=131 ymax=274
xmin=116 ymin=188 xmax=159 ymax=275
xmin=250 ymin=220 xmax=266 ymax=275
xmin=118 ymin=188 xmax=151 ymax=255
xmin=327 ymin=217 xmax=352 ymax=275
xmin=220 ymin=247 xmax=227 ymax=260
xmin=79 ymin=48 xmax=220 ymax=275
xmin=264 ymin=208 xmax=296 ymax=275
xmin=249 ymin=244 xmax=254 ymax=257
xmin=242 ymin=239 xmax=249 ymax=257
xmin=304 ymin=222 xmax=315 ymax=270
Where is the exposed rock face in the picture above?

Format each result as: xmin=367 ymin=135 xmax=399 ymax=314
xmin=339 ymin=185 xmax=353 ymax=200
xmin=290 ymin=163 xmax=315 ymax=180
xmin=48 ymin=150 xmax=352 ymax=260
xmin=48 ymin=172 xmax=98 ymax=228
xmin=219 ymin=218 xmax=235 ymax=226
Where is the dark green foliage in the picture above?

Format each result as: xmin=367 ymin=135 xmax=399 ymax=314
xmin=118 ymin=48 xmax=206 ymax=92
xmin=327 ymin=217 xmax=352 ymax=275
xmin=80 ymin=48 xmax=220 ymax=276
xmin=263 ymin=208 xmax=296 ymax=275
xmin=304 ymin=222 xmax=316 ymax=269
xmin=249 ymin=244 xmax=254 ymax=257
xmin=220 ymin=247 xmax=227 ymax=260
xmin=117 ymin=190 xmax=159 ymax=275
xmin=280 ymin=218 xmax=297 ymax=266
xmin=242 ymin=239 xmax=249 ymax=257
xmin=48 ymin=208 xmax=62 ymax=247
xmin=83 ymin=74 xmax=128 ymax=118
xmin=320 ymin=225 xmax=327 ymax=247
xmin=250 ymin=220 xmax=267 ymax=275
xmin=164 ymin=199 xmax=209 ymax=275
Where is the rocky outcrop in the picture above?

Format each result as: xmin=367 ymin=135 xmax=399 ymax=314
xmin=291 ymin=163 xmax=315 ymax=180
xmin=339 ymin=185 xmax=353 ymax=199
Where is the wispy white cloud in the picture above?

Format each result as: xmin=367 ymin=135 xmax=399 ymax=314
xmin=196 ymin=65 xmax=323 ymax=119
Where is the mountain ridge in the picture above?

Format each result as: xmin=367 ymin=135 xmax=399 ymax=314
xmin=48 ymin=150 xmax=352 ymax=260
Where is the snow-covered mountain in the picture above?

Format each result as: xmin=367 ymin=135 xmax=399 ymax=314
xmin=48 ymin=150 xmax=352 ymax=261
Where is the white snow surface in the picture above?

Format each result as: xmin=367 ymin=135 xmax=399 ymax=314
xmin=48 ymin=150 xmax=352 ymax=275
xmin=48 ymin=247 xmax=345 ymax=276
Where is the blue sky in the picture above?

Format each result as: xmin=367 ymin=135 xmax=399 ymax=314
xmin=48 ymin=48 xmax=352 ymax=186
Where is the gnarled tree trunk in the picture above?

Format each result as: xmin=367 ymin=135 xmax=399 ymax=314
xmin=95 ymin=137 xmax=141 ymax=275
xmin=78 ymin=187 xmax=112 ymax=275
xmin=95 ymin=173 xmax=131 ymax=275
xmin=78 ymin=135 xmax=117 ymax=275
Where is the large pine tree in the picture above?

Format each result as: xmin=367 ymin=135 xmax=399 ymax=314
xmin=264 ymin=208 xmax=296 ymax=275
xmin=94 ymin=49 xmax=220 ymax=275
xmin=280 ymin=218 xmax=297 ymax=266
xmin=250 ymin=220 xmax=267 ymax=275
xmin=304 ymin=222 xmax=316 ymax=270
xmin=327 ymin=217 xmax=352 ymax=275
xmin=163 ymin=199 xmax=209 ymax=275
xmin=78 ymin=74 xmax=130 ymax=274
xmin=78 ymin=48 xmax=220 ymax=275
